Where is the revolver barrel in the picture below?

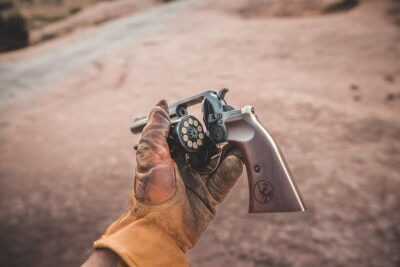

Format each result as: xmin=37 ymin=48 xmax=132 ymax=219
xmin=131 ymin=116 xmax=148 ymax=134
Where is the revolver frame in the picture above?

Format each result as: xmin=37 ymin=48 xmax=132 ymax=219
xmin=131 ymin=89 xmax=305 ymax=213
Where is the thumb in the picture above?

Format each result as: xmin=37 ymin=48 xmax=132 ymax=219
xmin=206 ymin=151 xmax=243 ymax=204
xmin=135 ymin=100 xmax=175 ymax=204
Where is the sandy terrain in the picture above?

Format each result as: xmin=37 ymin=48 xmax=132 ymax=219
xmin=0 ymin=0 xmax=399 ymax=266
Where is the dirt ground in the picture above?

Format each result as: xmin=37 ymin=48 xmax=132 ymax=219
xmin=0 ymin=0 xmax=399 ymax=266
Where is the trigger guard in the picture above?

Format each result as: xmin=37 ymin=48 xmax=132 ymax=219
xmin=187 ymin=147 xmax=223 ymax=176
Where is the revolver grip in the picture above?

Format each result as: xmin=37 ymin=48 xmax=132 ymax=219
xmin=225 ymin=111 xmax=305 ymax=213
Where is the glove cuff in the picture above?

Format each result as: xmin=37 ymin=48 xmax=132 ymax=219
xmin=94 ymin=215 xmax=188 ymax=267
xmin=93 ymin=164 xmax=195 ymax=266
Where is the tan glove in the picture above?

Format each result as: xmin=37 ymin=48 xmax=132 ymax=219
xmin=94 ymin=100 xmax=243 ymax=267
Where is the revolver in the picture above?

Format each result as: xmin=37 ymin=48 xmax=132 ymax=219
xmin=131 ymin=89 xmax=305 ymax=213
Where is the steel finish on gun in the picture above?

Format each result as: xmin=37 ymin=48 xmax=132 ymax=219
xmin=131 ymin=89 xmax=305 ymax=213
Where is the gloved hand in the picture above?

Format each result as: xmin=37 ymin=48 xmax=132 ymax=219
xmin=94 ymin=100 xmax=243 ymax=267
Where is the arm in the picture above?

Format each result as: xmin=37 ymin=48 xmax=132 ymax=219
xmin=82 ymin=249 xmax=126 ymax=267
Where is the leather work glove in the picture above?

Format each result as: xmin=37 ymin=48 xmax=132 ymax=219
xmin=94 ymin=100 xmax=243 ymax=267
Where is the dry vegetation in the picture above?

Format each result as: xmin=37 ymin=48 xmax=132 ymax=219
xmin=15 ymin=0 xmax=116 ymax=30
xmin=1 ymin=0 xmax=162 ymax=49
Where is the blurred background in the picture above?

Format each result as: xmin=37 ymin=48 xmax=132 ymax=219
xmin=0 ymin=0 xmax=399 ymax=266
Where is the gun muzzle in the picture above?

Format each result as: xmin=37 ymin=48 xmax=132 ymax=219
xmin=131 ymin=116 xmax=148 ymax=134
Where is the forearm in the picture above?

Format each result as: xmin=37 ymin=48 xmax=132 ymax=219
xmin=82 ymin=249 xmax=127 ymax=267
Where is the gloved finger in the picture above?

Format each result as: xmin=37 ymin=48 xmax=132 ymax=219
xmin=219 ymin=143 xmax=244 ymax=162
xmin=206 ymin=150 xmax=243 ymax=203
xmin=136 ymin=99 xmax=171 ymax=170
xmin=135 ymin=100 xmax=175 ymax=204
